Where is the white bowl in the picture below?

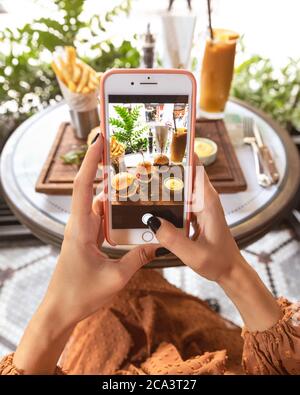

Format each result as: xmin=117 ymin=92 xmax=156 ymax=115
xmin=194 ymin=137 xmax=218 ymax=166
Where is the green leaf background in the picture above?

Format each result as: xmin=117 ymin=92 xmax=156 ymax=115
xmin=0 ymin=0 xmax=140 ymax=147
xmin=231 ymin=52 xmax=300 ymax=132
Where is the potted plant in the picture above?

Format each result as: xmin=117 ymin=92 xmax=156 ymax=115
xmin=109 ymin=105 xmax=148 ymax=154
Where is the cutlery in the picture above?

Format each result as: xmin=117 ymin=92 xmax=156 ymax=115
xmin=252 ymin=121 xmax=279 ymax=184
xmin=243 ymin=117 xmax=272 ymax=188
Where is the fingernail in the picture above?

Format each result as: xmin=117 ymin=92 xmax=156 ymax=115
xmin=204 ymin=298 xmax=221 ymax=313
xmin=147 ymin=216 xmax=161 ymax=234
xmin=155 ymin=247 xmax=170 ymax=257
xmin=91 ymin=133 xmax=99 ymax=144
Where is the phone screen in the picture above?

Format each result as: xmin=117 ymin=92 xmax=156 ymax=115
xmin=107 ymin=94 xmax=190 ymax=230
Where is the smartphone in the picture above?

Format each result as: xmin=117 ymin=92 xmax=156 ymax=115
xmin=100 ymin=69 xmax=196 ymax=245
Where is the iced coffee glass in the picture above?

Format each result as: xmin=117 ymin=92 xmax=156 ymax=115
xmin=170 ymin=127 xmax=187 ymax=163
xmin=199 ymin=29 xmax=239 ymax=119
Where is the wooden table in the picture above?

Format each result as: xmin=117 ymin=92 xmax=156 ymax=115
xmin=1 ymin=99 xmax=299 ymax=268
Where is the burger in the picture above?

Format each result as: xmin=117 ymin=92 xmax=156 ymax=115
xmin=135 ymin=161 xmax=154 ymax=184
xmin=153 ymin=154 xmax=169 ymax=173
xmin=111 ymin=172 xmax=138 ymax=200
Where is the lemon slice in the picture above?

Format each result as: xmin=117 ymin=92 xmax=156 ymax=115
xmin=213 ymin=28 xmax=239 ymax=42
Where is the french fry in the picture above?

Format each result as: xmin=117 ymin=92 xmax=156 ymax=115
xmin=58 ymin=56 xmax=73 ymax=86
xmin=89 ymin=72 xmax=99 ymax=86
xmin=51 ymin=61 xmax=66 ymax=84
xmin=87 ymin=70 xmax=98 ymax=91
xmin=52 ymin=47 xmax=99 ymax=94
xmin=65 ymin=46 xmax=76 ymax=78
xmin=82 ymin=86 xmax=90 ymax=94
xmin=73 ymin=63 xmax=82 ymax=84
xmin=68 ymin=80 xmax=77 ymax=92
xmin=88 ymin=80 xmax=97 ymax=90
xmin=76 ymin=64 xmax=89 ymax=93
xmin=66 ymin=46 xmax=76 ymax=67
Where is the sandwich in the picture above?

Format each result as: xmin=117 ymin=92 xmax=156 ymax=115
xmin=111 ymin=172 xmax=138 ymax=199
xmin=153 ymin=154 xmax=169 ymax=173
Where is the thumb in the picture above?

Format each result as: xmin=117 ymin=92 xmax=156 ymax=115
xmin=118 ymin=244 xmax=157 ymax=278
xmin=153 ymin=217 xmax=203 ymax=270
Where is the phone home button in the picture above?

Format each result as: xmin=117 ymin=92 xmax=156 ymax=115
xmin=142 ymin=231 xmax=154 ymax=242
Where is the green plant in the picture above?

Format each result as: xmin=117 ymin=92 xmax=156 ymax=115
xmin=0 ymin=0 xmax=140 ymax=141
xmin=231 ymin=55 xmax=300 ymax=132
xmin=60 ymin=144 xmax=87 ymax=165
xmin=109 ymin=105 xmax=148 ymax=153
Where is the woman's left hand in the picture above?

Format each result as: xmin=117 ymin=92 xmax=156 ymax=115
xmin=45 ymin=133 xmax=157 ymax=325
xmin=13 ymin=133 xmax=157 ymax=374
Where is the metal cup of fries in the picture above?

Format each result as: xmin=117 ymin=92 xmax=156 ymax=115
xmin=51 ymin=46 xmax=101 ymax=139
xmin=69 ymin=108 xmax=99 ymax=139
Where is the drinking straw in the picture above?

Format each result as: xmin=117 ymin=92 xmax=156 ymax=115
xmin=207 ymin=0 xmax=214 ymax=40
xmin=173 ymin=112 xmax=177 ymax=134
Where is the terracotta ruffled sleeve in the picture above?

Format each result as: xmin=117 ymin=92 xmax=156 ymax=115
xmin=117 ymin=343 xmax=228 ymax=375
xmin=0 ymin=353 xmax=66 ymax=375
xmin=242 ymin=298 xmax=300 ymax=375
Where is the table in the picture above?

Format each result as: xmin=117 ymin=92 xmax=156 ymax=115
xmin=1 ymin=99 xmax=299 ymax=268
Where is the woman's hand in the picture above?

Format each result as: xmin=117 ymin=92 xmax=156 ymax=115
xmin=13 ymin=133 xmax=157 ymax=374
xmin=46 ymin=133 xmax=157 ymax=325
xmin=149 ymin=165 xmax=281 ymax=332
xmin=151 ymin=168 xmax=241 ymax=282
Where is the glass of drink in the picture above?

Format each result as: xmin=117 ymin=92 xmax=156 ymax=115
xmin=170 ymin=127 xmax=187 ymax=163
xmin=154 ymin=124 xmax=169 ymax=154
xmin=199 ymin=29 xmax=239 ymax=119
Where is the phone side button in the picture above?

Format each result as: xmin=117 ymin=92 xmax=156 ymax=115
xmin=142 ymin=231 xmax=154 ymax=242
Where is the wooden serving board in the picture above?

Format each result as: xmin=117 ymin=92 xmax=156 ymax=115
xmin=198 ymin=120 xmax=247 ymax=192
xmin=35 ymin=121 xmax=246 ymax=195
xmin=35 ymin=123 xmax=102 ymax=195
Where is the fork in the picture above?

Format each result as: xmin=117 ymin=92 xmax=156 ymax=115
xmin=243 ymin=117 xmax=272 ymax=188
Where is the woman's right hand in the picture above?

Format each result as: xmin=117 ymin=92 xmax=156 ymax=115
xmin=148 ymin=166 xmax=281 ymax=332
xmin=150 ymin=169 xmax=242 ymax=283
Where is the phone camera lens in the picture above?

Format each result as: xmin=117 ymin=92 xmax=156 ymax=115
xmin=147 ymin=76 xmax=150 ymax=80
xmin=131 ymin=82 xmax=134 ymax=85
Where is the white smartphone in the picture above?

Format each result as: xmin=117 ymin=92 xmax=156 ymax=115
xmin=100 ymin=69 xmax=196 ymax=245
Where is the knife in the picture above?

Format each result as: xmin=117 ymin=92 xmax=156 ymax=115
xmin=253 ymin=122 xmax=279 ymax=184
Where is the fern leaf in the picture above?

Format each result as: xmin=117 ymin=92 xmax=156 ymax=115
xmin=109 ymin=118 xmax=126 ymax=130
xmin=131 ymin=105 xmax=142 ymax=123
xmin=134 ymin=125 xmax=149 ymax=136
xmin=113 ymin=105 xmax=132 ymax=133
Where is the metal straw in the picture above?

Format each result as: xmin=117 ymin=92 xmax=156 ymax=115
xmin=207 ymin=0 xmax=214 ymax=40
xmin=173 ymin=112 xmax=177 ymax=134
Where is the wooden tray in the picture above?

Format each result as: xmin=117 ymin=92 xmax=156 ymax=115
xmin=35 ymin=121 xmax=246 ymax=195
xmin=198 ymin=120 xmax=247 ymax=192
xmin=36 ymin=123 xmax=101 ymax=195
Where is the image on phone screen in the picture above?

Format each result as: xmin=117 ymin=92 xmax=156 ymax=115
xmin=107 ymin=94 xmax=190 ymax=230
